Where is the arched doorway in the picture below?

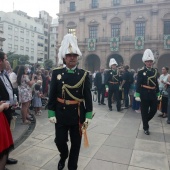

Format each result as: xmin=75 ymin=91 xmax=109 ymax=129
xmin=107 ymin=54 xmax=123 ymax=68
xmin=130 ymin=54 xmax=144 ymax=71
xmin=157 ymin=54 xmax=170 ymax=73
xmin=85 ymin=54 xmax=100 ymax=73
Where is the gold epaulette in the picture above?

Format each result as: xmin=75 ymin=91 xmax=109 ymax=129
xmin=53 ymin=66 xmax=63 ymax=70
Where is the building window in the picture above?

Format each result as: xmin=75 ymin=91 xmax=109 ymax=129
xmin=68 ymin=28 xmax=76 ymax=36
xmin=136 ymin=0 xmax=143 ymax=3
xmin=45 ymin=47 xmax=48 ymax=52
xmin=70 ymin=2 xmax=75 ymax=11
xmin=31 ymin=40 xmax=34 ymax=46
xmin=20 ymin=38 xmax=24 ymax=42
xmin=20 ymin=46 xmax=24 ymax=50
xmin=31 ymin=32 xmax=34 ymax=37
xmin=91 ymin=0 xmax=98 ymax=8
xmin=8 ymin=25 xmax=13 ymax=30
xmin=26 ymin=47 xmax=29 ymax=52
xmin=14 ymin=45 xmax=18 ymax=51
xmin=13 ymin=19 xmax=15 ymax=23
xmin=26 ymin=31 xmax=29 ymax=35
xmin=44 ymin=31 xmax=48 ymax=36
xmin=113 ymin=0 xmax=120 ymax=5
xmin=51 ymin=44 xmax=55 ymax=47
xmin=26 ymin=39 xmax=29 ymax=43
xmin=14 ymin=27 xmax=18 ymax=31
xmin=8 ymin=44 xmax=12 ymax=50
xmin=8 ymin=34 xmax=12 ymax=40
xmin=111 ymin=24 xmax=120 ymax=37
xmin=135 ymin=22 xmax=145 ymax=36
xmin=89 ymin=26 xmax=97 ymax=38
xmin=164 ymin=21 xmax=170 ymax=35
xmin=20 ymin=29 xmax=24 ymax=33
xmin=14 ymin=36 xmax=18 ymax=41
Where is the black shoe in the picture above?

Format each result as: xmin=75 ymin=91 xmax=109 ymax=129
xmin=58 ymin=159 xmax=65 ymax=170
xmin=101 ymin=103 xmax=106 ymax=105
xmin=144 ymin=130 xmax=150 ymax=135
xmin=6 ymin=158 xmax=18 ymax=164
xmin=117 ymin=108 xmax=123 ymax=112
xmin=109 ymin=108 xmax=112 ymax=111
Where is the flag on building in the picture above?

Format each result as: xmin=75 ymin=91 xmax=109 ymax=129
xmin=135 ymin=36 xmax=144 ymax=50
xmin=88 ymin=39 xmax=96 ymax=51
xmin=110 ymin=37 xmax=119 ymax=51
xmin=164 ymin=35 xmax=170 ymax=49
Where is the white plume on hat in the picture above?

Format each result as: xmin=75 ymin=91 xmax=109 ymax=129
xmin=109 ymin=58 xmax=118 ymax=67
xmin=58 ymin=34 xmax=82 ymax=59
xmin=142 ymin=49 xmax=155 ymax=63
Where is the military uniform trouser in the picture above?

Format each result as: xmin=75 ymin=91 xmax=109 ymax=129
xmin=140 ymin=99 xmax=157 ymax=130
xmin=108 ymin=85 xmax=121 ymax=111
xmin=55 ymin=123 xmax=81 ymax=170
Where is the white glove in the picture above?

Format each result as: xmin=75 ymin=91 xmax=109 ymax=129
xmin=157 ymin=96 xmax=161 ymax=101
xmin=49 ymin=117 xmax=57 ymax=123
xmin=85 ymin=118 xmax=91 ymax=125
xmin=106 ymin=88 xmax=109 ymax=92
xmin=135 ymin=97 xmax=141 ymax=102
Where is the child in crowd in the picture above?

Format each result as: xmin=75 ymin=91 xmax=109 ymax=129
xmin=32 ymin=80 xmax=43 ymax=116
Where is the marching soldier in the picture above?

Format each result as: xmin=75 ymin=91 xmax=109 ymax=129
xmin=135 ymin=49 xmax=160 ymax=135
xmin=106 ymin=58 xmax=122 ymax=111
xmin=48 ymin=34 xmax=93 ymax=170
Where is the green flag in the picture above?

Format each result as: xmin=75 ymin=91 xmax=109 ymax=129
xmin=88 ymin=39 xmax=96 ymax=51
xmin=135 ymin=36 xmax=144 ymax=50
xmin=164 ymin=35 xmax=170 ymax=49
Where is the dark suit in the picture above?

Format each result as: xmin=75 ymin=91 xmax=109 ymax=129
xmin=94 ymin=72 xmax=106 ymax=104
xmin=0 ymin=73 xmax=14 ymax=124
xmin=48 ymin=67 xmax=92 ymax=170
xmin=106 ymin=69 xmax=121 ymax=111
xmin=136 ymin=67 xmax=159 ymax=130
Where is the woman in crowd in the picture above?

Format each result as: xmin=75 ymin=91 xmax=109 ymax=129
xmin=17 ymin=65 xmax=35 ymax=124
xmin=158 ymin=67 xmax=169 ymax=118
xmin=166 ymin=74 xmax=170 ymax=124
xmin=32 ymin=80 xmax=43 ymax=115
xmin=42 ymin=70 xmax=51 ymax=97
xmin=0 ymin=102 xmax=13 ymax=170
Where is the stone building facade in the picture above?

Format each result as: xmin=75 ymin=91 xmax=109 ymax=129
xmin=58 ymin=0 xmax=170 ymax=72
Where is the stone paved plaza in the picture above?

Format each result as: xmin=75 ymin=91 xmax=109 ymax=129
xmin=7 ymin=102 xmax=170 ymax=170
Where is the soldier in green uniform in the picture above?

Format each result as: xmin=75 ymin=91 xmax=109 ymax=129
xmin=106 ymin=58 xmax=122 ymax=111
xmin=48 ymin=34 xmax=93 ymax=170
xmin=135 ymin=49 xmax=160 ymax=135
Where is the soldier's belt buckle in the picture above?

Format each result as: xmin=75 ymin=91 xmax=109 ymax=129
xmin=65 ymin=100 xmax=70 ymax=105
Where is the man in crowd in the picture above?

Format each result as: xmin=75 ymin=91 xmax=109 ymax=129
xmin=94 ymin=68 xmax=106 ymax=105
xmin=48 ymin=34 xmax=93 ymax=170
xmin=120 ymin=65 xmax=132 ymax=109
xmin=106 ymin=58 xmax=122 ymax=112
xmin=135 ymin=49 xmax=160 ymax=135
xmin=0 ymin=51 xmax=18 ymax=169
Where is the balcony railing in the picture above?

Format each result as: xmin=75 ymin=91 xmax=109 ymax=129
xmin=79 ymin=35 xmax=164 ymax=44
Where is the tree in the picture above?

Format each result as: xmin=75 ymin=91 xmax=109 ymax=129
xmin=44 ymin=59 xmax=53 ymax=70
xmin=7 ymin=52 xmax=30 ymax=68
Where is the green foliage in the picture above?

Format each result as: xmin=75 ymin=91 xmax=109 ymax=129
xmin=7 ymin=52 xmax=30 ymax=67
xmin=44 ymin=59 xmax=53 ymax=70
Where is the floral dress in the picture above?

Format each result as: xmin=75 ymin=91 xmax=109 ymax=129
xmin=18 ymin=75 xmax=32 ymax=103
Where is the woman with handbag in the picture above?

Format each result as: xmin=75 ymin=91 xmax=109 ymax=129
xmin=158 ymin=67 xmax=169 ymax=118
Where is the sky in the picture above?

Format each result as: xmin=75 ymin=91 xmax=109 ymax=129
xmin=1 ymin=0 xmax=59 ymax=18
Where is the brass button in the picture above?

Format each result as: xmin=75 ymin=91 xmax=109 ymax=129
xmin=63 ymin=107 xmax=65 ymax=109
xmin=62 ymin=73 xmax=64 ymax=75
xmin=75 ymin=108 xmax=77 ymax=110
xmin=62 ymin=81 xmax=64 ymax=84
xmin=78 ymin=73 xmax=79 ymax=75
xmin=76 ymin=90 xmax=78 ymax=92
